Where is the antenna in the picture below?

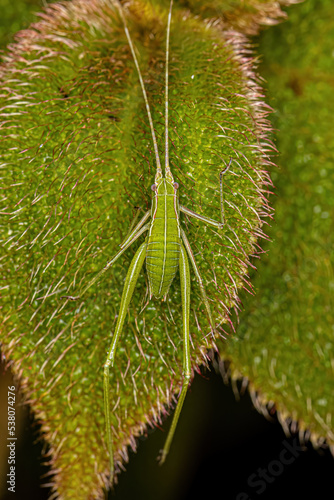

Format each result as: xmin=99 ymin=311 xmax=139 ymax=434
xmin=165 ymin=0 xmax=173 ymax=175
xmin=113 ymin=0 xmax=162 ymax=174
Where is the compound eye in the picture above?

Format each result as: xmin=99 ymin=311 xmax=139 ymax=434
xmin=173 ymin=182 xmax=179 ymax=190
xmin=151 ymin=184 xmax=157 ymax=191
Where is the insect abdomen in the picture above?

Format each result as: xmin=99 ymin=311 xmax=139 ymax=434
xmin=146 ymin=185 xmax=180 ymax=299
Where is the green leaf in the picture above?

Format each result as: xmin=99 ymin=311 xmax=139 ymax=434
xmin=222 ymin=0 xmax=334 ymax=453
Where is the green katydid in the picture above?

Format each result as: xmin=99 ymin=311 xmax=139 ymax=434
xmin=63 ymin=0 xmax=231 ymax=480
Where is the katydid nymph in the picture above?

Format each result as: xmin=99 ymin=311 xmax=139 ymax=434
xmin=63 ymin=0 xmax=232 ymax=480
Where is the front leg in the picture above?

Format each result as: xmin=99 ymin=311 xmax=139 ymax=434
xmin=180 ymin=157 xmax=232 ymax=229
xmin=158 ymin=243 xmax=191 ymax=464
xmin=61 ymin=216 xmax=150 ymax=300
xmin=104 ymin=241 xmax=147 ymax=479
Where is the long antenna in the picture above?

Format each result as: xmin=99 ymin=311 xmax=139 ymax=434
xmin=165 ymin=0 xmax=173 ymax=175
xmin=113 ymin=0 xmax=162 ymax=174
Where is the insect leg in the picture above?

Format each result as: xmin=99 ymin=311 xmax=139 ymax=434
xmin=180 ymin=157 xmax=232 ymax=229
xmin=120 ymin=210 xmax=150 ymax=249
xmin=219 ymin=157 xmax=232 ymax=226
xmin=123 ymin=206 xmax=146 ymax=242
xmin=158 ymin=243 xmax=191 ymax=465
xmin=104 ymin=241 xmax=147 ymax=478
xmin=62 ymin=218 xmax=150 ymax=300
xmin=180 ymin=228 xmax=216 ymax=337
